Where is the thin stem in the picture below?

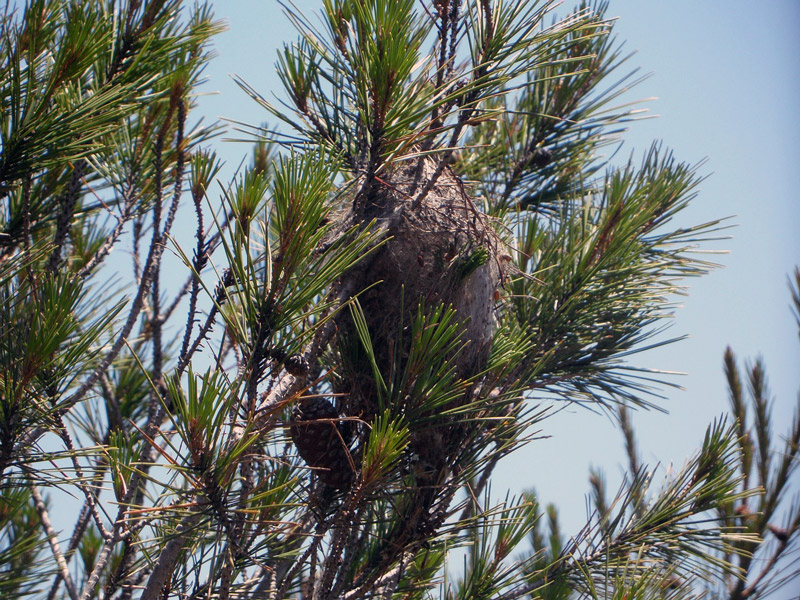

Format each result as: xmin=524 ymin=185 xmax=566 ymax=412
xmin=179 ymin=169 xmax=209 ymax=364
xmin=177 ymin=300 xmax=222 ymax=376
xmin=140 ymin=511 xmax=203 ymax=600
xmin=46 ymin=502 xmax=89 ymax=600
xmin=48 ymin=449 xmax=110 ymax=600
xmin=327 ymin=505 xmax=367 ymax=600
xmin=78 ymin=177 xmax=140 ymax=279
xmin=166 ymin=224 xmax=230 ymax=326
xmin=47 ymin=160 xmax=85 ymax=272
xmin=56 ymin=420 xmax=111 ymax=540
xmin=275 ymin=533 xmax=325 ymax=600
xmin=735 ymin=536 xmax=790 ymax=600
xmin=150 ymin=118 xmax=166 ymax=397
xmin=161 ymin=100 xmax=187 ymax=237
xmin=30 ymin=484 xmax=80 ymax=600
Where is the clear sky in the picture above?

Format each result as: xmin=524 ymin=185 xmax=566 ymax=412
xmin=197 ymin=0 xmax=800 ymax=566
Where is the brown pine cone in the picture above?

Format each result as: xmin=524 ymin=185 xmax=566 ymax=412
xmin=290 ymin=397 xmax=354 ymax=488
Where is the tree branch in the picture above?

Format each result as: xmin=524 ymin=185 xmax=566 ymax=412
xmin=30 ymin=484 xmax=80 ymax=600
xmin=141 ymin=511 xmax=203 ymax=600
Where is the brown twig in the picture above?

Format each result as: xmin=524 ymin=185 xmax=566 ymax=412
xmin=30 ymin=483 xmax=80 ymax=600
xmin=140 ymin=511 xmax=203 ymax=600
xmin=47 ymin=160 xmax=86 ymax=272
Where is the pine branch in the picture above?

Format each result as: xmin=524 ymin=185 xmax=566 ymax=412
xmin=5 ymin=2 xmax=795 ymax=598
xmin=46 ymin=160 xmax=86 ymax=273
xmin=141 ymin=511 xmax=203 ymax=600
xmin=29 ymin=484 xmax=79 ymax=600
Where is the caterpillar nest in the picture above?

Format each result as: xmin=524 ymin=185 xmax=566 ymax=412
xmin=295 ymin=156 xmax=508 ymax=488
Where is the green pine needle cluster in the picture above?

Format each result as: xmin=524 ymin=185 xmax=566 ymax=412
xmin=0 ymin=1 xmax=797 ymax=600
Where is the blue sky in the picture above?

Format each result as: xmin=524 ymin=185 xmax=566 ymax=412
xmin=197 ymin=0 xmax=800 ymax=549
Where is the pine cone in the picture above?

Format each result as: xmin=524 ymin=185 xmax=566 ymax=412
xmin=290 ymin=397 xmax=354 ymax=488
xmin=283 ymin=353 xmax=308 ymax=376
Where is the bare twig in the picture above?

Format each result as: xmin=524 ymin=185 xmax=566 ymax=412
xmin=179 ymin=164 xmax=210 ymax=364
xmin=78 ymin=181 xmax=140 ymax=278
xmin=275 ymin=532 xmax=325 ymax=600
xmin=47 ymin=160 xmax=86 ymax=272
xmin=55 ymin=421 xmax=111 ymax=540
xmin=141 ymin=511 xmax=203 ymax=600
xmin=30 ymin=484 xmax=80 ymax=600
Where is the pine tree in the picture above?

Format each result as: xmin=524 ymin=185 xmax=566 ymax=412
xmin=0 ymin=1 xmax=797 ymax=599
